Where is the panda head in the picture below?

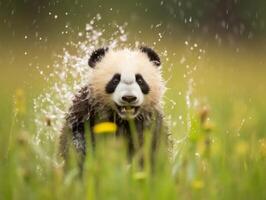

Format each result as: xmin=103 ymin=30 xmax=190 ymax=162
xmin=88 ymin=47 xmax=165 ymax=119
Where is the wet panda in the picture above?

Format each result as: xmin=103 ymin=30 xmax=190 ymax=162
xmin=59 ymin=46 xmax=167 ymax=169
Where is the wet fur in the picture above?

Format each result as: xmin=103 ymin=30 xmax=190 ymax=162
xmin=59 ymin=47 xmax=167 ymax=171
xmin=59 ymin=86 xmax=166 ymax=169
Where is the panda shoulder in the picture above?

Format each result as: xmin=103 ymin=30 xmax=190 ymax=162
xmin=66 ymin=85 xmax=93 ymax=125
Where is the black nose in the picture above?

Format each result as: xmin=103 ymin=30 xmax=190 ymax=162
xmin=122 ymin=95 xmax=137 ymax=103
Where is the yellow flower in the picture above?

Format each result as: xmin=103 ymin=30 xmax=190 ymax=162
xmin=93 ymin=122 xmax=117 ymax=134
xmin=191 ymin=179 xmax=205 ymax=189
xmin=235 ymin=141 xmax=249 ymax=156
xmin=203 ymin=121 xmax=215 ymax=132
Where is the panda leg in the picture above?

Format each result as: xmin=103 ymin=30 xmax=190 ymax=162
xmin=72 ymin=121 xmax=86 ymax=171
xmin=150 ymin=114 xmax=163 ymax=172
xmin=136 ymin=120 xmax=144 ymax=168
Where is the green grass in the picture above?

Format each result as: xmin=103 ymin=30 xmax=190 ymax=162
xmin=0 ymin=44 xmax=266 ymax=200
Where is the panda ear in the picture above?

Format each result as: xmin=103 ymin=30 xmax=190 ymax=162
xmin=88 ymin=47 xmax=109 ymax=68
xmin=140 ymin=46 xmax=161 ymax=67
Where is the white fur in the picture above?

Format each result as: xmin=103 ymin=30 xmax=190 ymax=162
xmin=113 ymin=78 xmax=144 ymax=107
xmin=90 ymin=48 xmax=165 ymax=115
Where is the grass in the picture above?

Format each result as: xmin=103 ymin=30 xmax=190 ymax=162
xmin=0 ymin=43 xmax=266 ymax=200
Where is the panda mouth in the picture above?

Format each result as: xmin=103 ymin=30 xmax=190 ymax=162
xmin=115 ymin=104 xmax=140 ymax=118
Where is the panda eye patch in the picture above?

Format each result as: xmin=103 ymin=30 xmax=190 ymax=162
xmin=105 ymin=73 xmax=121 ymax=94
xmin=136 ymin=74 xmax=150 ymax=94
xmin=112 ymin=76 xmax=120 ymax=84
xmin=136 ymin=76 xmax=143 ymax=84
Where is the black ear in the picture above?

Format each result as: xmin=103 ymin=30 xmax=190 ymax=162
xmin=88 ymin=47 xmax=109 ymax=68
xmin=140 ymin=46 xmax=161 ymax=66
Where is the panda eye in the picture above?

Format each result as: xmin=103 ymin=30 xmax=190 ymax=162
xmin=106 ymin=73 xmax=121 ymax=94
xmin=112 ymin=73 xmax=121 ymax=84
xmin=113 ymin=78 xmax=119 ymax=84
xmin=135 ymin=74 xmax=150 ymax=94
xmin=136 ymin=74 xmax=143 ymax=85
xmin=137 ymin=77 xmax=143 ymax=84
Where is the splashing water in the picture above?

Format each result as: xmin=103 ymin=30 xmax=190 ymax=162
xmin=170 ymin=40 xmax=206 ymax=161
xmin=33 ymin=14 xmax=206 ymax=165
xmin=33 ymin=14 xmax=128 ymax=145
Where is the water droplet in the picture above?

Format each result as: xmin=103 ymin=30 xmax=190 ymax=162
xmin=180 ymin=56 xmax=186 ymax=64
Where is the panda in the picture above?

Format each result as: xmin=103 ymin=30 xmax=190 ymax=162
xmin=59 ymin=46 xmax=167 ymax=170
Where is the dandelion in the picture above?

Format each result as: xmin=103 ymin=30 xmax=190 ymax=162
xmin=202 ymin=121 xmax=215 ymax=132
xmin=191 ymin=179 xmax=205 ymax=189
xmin=235 ymin=140 xmax=249 ymax=156
xmin=93 ymin=122 xmax=117 ymax=134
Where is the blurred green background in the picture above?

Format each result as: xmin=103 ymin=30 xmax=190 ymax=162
xmin=1 ymin=0 xmax=265 ymax=138
xmin=0 ymin=0 xmax=266 ymax=199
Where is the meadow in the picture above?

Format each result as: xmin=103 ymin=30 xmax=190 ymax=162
xmin=0 ymin=35 xmax=265 ymax=200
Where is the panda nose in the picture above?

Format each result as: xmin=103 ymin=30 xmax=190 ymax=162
xmin=122 ymin=95 xmax=137 ymax=103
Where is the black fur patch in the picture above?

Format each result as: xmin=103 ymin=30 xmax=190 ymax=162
xmin=105 ymin=73 xmax=121 ymax=94
xmin=140 ymin=46 xmax=161 ymax=66
xmin=136 ymin=74 xmax=150 ymax=94
xmin=88 ymin=47 xmax=109 ymax=68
